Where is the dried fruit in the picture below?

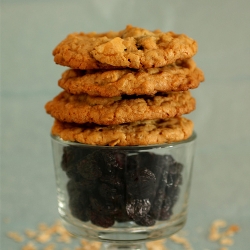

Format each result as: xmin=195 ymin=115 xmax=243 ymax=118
xmin=135 ymin=214 xmax=156 ymax=227
xmin=90 ymin=211 xmax=114 ymax=228
xmin=126 ymin=168 xmax=156 ymax=199
xmin=61 ymin=148 xmax=184 ymax=228
xmin=67 ymin=180 xmax=90 ymax=222
xmin=77 ymin=155 xmax=102 ymax=181
xmin=126 ymin=199 xmax=151 ymax=220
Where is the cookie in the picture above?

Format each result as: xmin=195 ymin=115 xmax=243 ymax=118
xmin=58 ymin=59 xmax=204 ymax=97
xmin=51 ymin=117 xmax=194 ymax=146
xmin=45 ymin=91 xmax=195 ymax=125
xmin=53 ymin=25 xmax=198 ymax=70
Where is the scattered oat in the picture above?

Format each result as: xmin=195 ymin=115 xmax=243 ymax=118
xmin=38 ymin=223 xmax=49 ymax=232
xmin=25 ymin=229 xmax=37 ymax=238
xmin=78 ymin=239 xmax=101 ymax=250
xmin=223 ymin=224 xmax=240 ymax=237
xmin=7 ymin=231 xmax=24 ymax=242
xmin=43 ymin=243 xmax=56 ymax=250
xmin=51 ymin=220 xmax=67 ymax=234
xmin=56 ymin=234 xmax=71 ymax=243
xmin=219 ymin=237 xmax=234 ymax=246
xmin=36 ymin=232 xmax=51 ymax=243
xmin=5 ymin=219 xmax=241 ymax=250
xmin=147 ymin=239 xmax=167 ymax=250
xmin=209 ymin=219 xmax=227 ymax=241
xmin=208 ymin=219 xmax=240 ymax=250
xmin=21 ymin=242 xmax=37 ymax=250
xmin=170 ymin=234 xmax=193 ymax=250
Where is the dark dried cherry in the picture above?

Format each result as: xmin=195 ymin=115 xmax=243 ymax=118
xmin=61 ymin=147 xmax=184 ymax=228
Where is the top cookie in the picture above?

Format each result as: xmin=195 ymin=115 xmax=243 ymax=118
xmin=53 ymin=25 xmax=198 ymax=70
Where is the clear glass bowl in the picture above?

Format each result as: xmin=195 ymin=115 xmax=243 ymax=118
xmin=51 ymin=133 xmax=196 ymax=249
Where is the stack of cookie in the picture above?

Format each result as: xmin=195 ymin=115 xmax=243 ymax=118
xmin=45 ymin=25 xmax=204 ymax=146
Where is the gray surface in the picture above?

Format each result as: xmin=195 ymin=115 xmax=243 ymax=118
xmin=1 ymin=0 xmax=250 ymax=249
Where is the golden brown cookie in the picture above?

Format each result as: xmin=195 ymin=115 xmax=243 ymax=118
xmin=51 ymin=117 xmax=194 ymax=146
xmin=45 ymin=91 xmax=195 ymax=125
xmin=58 ymin=59 xmax=204 ymax=97
xmin=53 ymin=25 xmax=198 ymax=70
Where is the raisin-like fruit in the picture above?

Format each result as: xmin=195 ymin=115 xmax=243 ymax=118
xmin=99 ymin=183 xmax=122 ymax=201
xmin=115 ymin=208 xmax=131 ymax=223
xmin=167 ymin=186 xmax=180 ymax=203
xmin=159 ymin=209 xmax=172 ymax=220
xmin=100 ymin=174 xmax=125 ymax=191
xmin=94 ymin=150 xmax=126 ymax=171
xmin=135 ymin=214 xmax=156 ymax=227
xmin=90 ymin=211 xmax=115 ymax=228
xmin=90 ymin=197 xmax=119 ymax=216
xmin=126 ymin=168 xmax=156 ymax=199
xmin=61 ymin=146 xmax=80 ymax=172
xmin=164 ymin=155 xmax=175 ymax=167
xmin=61 ymin=146 xmax=92 ymax=172
xmin=63 ymin=147 xmax=185 ymax=228
xmin=149 ymin=188 xmax=165 ymax=219
xmin=126 ymin=199 xmax=151 ymax=220
xmin=127 ymin=154 xmax=139 ymax=171
xmin=161 ymin=196 xmax=172 ymax=213
xmin=169 ymin=162 xmax=183 ymax=174
xmin=67 ymin=180 xmax=90 ymax=222
xmin=139 ymin=153 xmax=167 ymax=175
xmin=173 ymin=173 xmax=182 ymax=187
xmin=77 ymin=154 xmax=102 ymax=180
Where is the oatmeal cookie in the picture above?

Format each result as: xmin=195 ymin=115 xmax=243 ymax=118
xmin=58 ymin=59 xmax=204 ymax=97
xmin=53 ymin=25 xmax=198 ymax=70
xmin=51 ymin=117 xmax=194 ymax=146
xmin=45 ymin=91 xmax=195 ymax=125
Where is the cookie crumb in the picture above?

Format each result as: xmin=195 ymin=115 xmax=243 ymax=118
xmin=7 ymin=231 xmax=24 ymax=242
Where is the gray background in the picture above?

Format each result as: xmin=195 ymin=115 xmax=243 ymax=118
xmin=1 ymin=0 xmax=250 ymax=249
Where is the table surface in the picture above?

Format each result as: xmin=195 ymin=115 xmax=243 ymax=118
xmin=1 ymin=1 xmax=250 ymax=249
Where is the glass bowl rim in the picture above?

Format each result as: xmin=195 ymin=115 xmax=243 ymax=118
xmin=51 ymin=132 xmax=196 ymax=150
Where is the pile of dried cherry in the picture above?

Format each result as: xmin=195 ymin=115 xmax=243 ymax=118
xmin=61 ymin=146 xmax=183 ymax=228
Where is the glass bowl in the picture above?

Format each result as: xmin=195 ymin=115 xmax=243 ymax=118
xmin=51 ymin=133 xmax=196 ymax=249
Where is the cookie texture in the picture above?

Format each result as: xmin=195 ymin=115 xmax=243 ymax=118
xmin=58 ymin=59 xmax=204 ymax=97
xmin=53 ymin=25 xmax=198 ymax=70
xmin=45 ymin=91 xmax=195 ymax=125
xmin=51 ymin=117 xmax=194 ymax=146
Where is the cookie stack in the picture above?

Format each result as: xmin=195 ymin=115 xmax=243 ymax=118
xmin=45 ymin=25 xmax=204 ymax=146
